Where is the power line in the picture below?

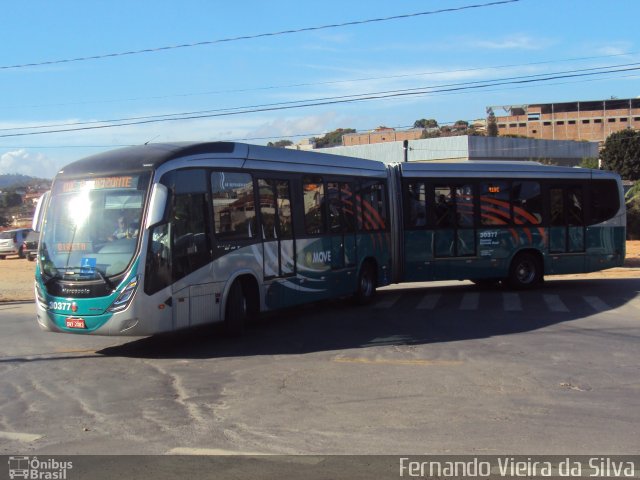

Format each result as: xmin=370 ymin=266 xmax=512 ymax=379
xmin=5 ymin=50 xmax=638 ymax=112
xmin=0 ymin=1 xmax=519 ymax=71
xmin=1 ymin=62 xmax=638 ymax=136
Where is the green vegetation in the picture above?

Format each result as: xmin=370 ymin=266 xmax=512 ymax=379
xmin=312 ymin=128 xmax=356 ymax=148
xmin=600 ymin=129 xmax=640 ymax=180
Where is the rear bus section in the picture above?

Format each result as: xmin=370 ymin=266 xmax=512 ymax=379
xmin=398 ymin=162 xmax=625 ymax=288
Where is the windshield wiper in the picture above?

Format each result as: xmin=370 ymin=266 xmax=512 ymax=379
xmin=93 ymin=268 xmax=115 ymax=292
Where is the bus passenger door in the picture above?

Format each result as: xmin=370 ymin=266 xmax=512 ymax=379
xmin=433 ymin=184 xmax=476 ymax=278
xmin=548 ymin=185 xmax=585 ymax=273
xmin=327 ymin=182 xmax=356 ymax=296
xmin=164 ymin=169 xmax=214 ymax=329
xmin=258 ymin=179 xmax=295 ymax=310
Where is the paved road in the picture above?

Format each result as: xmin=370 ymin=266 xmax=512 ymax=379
xmin=1 ymin=277 xmax=639 ymax=455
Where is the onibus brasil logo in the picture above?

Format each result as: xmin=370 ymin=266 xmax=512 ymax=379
xmin=8 ymin=456 xmax=73 ymax=479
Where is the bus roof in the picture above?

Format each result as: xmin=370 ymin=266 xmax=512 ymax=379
xmin=56 ymin=142 xmax=388 ymax=179
xmin=399 ymin=160 xmax=621 ymax=180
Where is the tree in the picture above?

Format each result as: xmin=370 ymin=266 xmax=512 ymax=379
xmin=453 ymin=120 xmax=469 ymax=130
xmin=600 ymin=129 xmax=640 ymax=180
xmin=267 ymin=140 xmax=293 ymax=148
xmin=579 ymin=157 xmax=599 ymax=169
xmin=312 ymin=128 xmax=356 ymax=148
xmin=413 ymin=118 xmax=438 ymax=129
xmin=487 ymin=111 xmax=498 ymax=137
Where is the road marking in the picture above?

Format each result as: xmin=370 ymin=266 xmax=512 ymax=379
xmin=543 ymin=294 xmax=569 ymax=312
xmin=374 ymin=295 xmax=401 ymax=309
xmin=333 ymin=357 xmax=463 ymax=366
xmin=416 ymin=293 xmax=441 ymax=310
xmin=503 ymin=293 xmax=522 ymax=311
xmin=459 ymin=292 xmax=479 ymax=310
xmin=0 ymin=431 xmax=42 ymax=442
xmin=583 ymin=296 xmax=610 ymax=312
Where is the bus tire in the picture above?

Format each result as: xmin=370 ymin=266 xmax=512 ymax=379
xmin=354 ymin=261 xmax=376 ymax=305
xmin=507 ymin=252 xmax=542 ymax=290
xmin=225 ymin=281 xmax=247 ymax=335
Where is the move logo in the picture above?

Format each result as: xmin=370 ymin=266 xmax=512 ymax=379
xmin=312 ymin=250 xmax=332 ymax=264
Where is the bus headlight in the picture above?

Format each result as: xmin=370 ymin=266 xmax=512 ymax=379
xmin=35 ymin=281 xmax=46 ymax=306
xmin=108 ymin=277 xmax=138 ymax=313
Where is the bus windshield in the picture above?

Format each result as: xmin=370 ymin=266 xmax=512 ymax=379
xmin=40 ymin=174 xmax=150 ymax=280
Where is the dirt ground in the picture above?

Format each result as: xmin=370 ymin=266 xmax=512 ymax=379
xmin=0 ymin=242 xmax=638 ymax=303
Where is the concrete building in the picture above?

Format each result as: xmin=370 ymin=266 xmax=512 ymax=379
xmin=323 ymin=135 xmax=598 ymax=166
xmin=488 ymin=98 xmax=640 ymax=143
xmin=342 ymin=126 xmax=425 ymax=146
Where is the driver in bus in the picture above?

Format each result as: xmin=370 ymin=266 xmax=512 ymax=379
xmin=108 ymin=215 xmax=137 ymax=241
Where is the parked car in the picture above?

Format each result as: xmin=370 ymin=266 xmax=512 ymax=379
xmin=0 ymin=228 xmax=33 ymax=259
xmin=22 ymin=230 xmax=39 ymax=261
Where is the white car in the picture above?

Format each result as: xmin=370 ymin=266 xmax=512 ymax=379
xmin=0 ymin=228 xmax=33 ymax=259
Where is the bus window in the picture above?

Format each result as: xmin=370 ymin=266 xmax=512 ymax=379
xmin=360 ymin=181 xmax=387 ymax=231
xmin=480 ymin=181 xmax=510 ymax=225
xmin=171 ymin=192 xmax=212 ymax=281
xmin=211 ymin=172 xmax=256 ymax=239
xmin=406 ymin=182 xmax=427 ymax=227
xmin=327 ymin=182 xmax=342 ymax=233
xmin=258 ymin=179 xmax=277 ymax=240
xmin=590 ymin=179 xmax=619 ymax=224
xmin=341 ymin=183 xmax=356 ymax=232
xmin=567 ymin=186 xmax=584 ymax=226
xmin=455 ymin=185 xmax=475 ymax=227
xmin=550 ymin=188 xmax=565 ymax=226
xmin=303 ymin=177 xmax=325 ymax=235
xmin=276 ymin=181 xmax=293 ymax=238
xmin=512 ymin=181 xmax=542 ymax=225
xmin=434 ymin=186 xmax=454 ymax=228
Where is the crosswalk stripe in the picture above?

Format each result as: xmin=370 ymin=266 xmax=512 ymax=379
xmin=459 ymin=292 xmax=479 ymax=310
xmin=374 ymin=295 xmax=401 ymax=309
xmin=583 ymin=296 xmax=610 ymax=312
xmin=503 ymin=292 xmax=522 ymax=311
xmin=543 ymin=294 xmax=569 ymax=312
xmin=417 ymin=293 xmax=441 ymax=310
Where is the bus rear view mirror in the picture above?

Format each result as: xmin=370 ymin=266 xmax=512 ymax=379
xmin=146 ymin=184 xmax=169 ymax=229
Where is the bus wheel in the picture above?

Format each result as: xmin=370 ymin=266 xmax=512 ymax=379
xmin=354 ymin=261 xmax=376 ymax=305
xmin=225 ymin=281 xmax=247 ymax=335
xmin=507 ymin=253 xmax=542 ymax=289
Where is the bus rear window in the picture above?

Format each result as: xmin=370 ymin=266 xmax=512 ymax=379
xmin=590 ymin=179 xmax=620 ymax=224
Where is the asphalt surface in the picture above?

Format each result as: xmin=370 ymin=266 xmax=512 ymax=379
xmin=0 ymin=277 xmax=639 ymax=456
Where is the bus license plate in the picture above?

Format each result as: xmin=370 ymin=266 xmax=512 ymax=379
xmin=65 ymin=317 xmax=86 ymax=329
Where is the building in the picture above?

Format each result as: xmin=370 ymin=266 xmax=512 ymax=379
xmin=342 ymin=126 xmax=425 ymax=146
xmin=488 ymin=98 xmax=640 ymax=143
xmin=323 ymin=135 xmax=598 ymax=166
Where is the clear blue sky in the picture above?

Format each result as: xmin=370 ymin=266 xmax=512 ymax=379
xmin=1 ymin=0 xmax=639 ymax=178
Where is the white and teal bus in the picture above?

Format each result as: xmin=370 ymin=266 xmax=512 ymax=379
xmin=35 ymin=142 xmax=392 ymax=335
xmin=34 ymin=142 xmax=625 ymax=336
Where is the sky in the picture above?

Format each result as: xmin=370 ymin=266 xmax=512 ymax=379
xmin=1 ymin=0 xmax=639 ymax=178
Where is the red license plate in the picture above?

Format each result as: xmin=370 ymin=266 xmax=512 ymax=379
xmin=65 ymin=317 xmax=86 ymax=329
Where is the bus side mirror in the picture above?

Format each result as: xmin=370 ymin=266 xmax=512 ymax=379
xmin=146 ymin=184 xmax=169 ymax=229
xmin=32 ymin=191 xmax=50 ymax=232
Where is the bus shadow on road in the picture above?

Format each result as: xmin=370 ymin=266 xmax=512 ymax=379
xmin=98 ymin=277 xmax=640 ymax=360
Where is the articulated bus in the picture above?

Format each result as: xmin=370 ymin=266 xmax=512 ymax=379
xmin=34 ymin=142 xmax=625 ymax=336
